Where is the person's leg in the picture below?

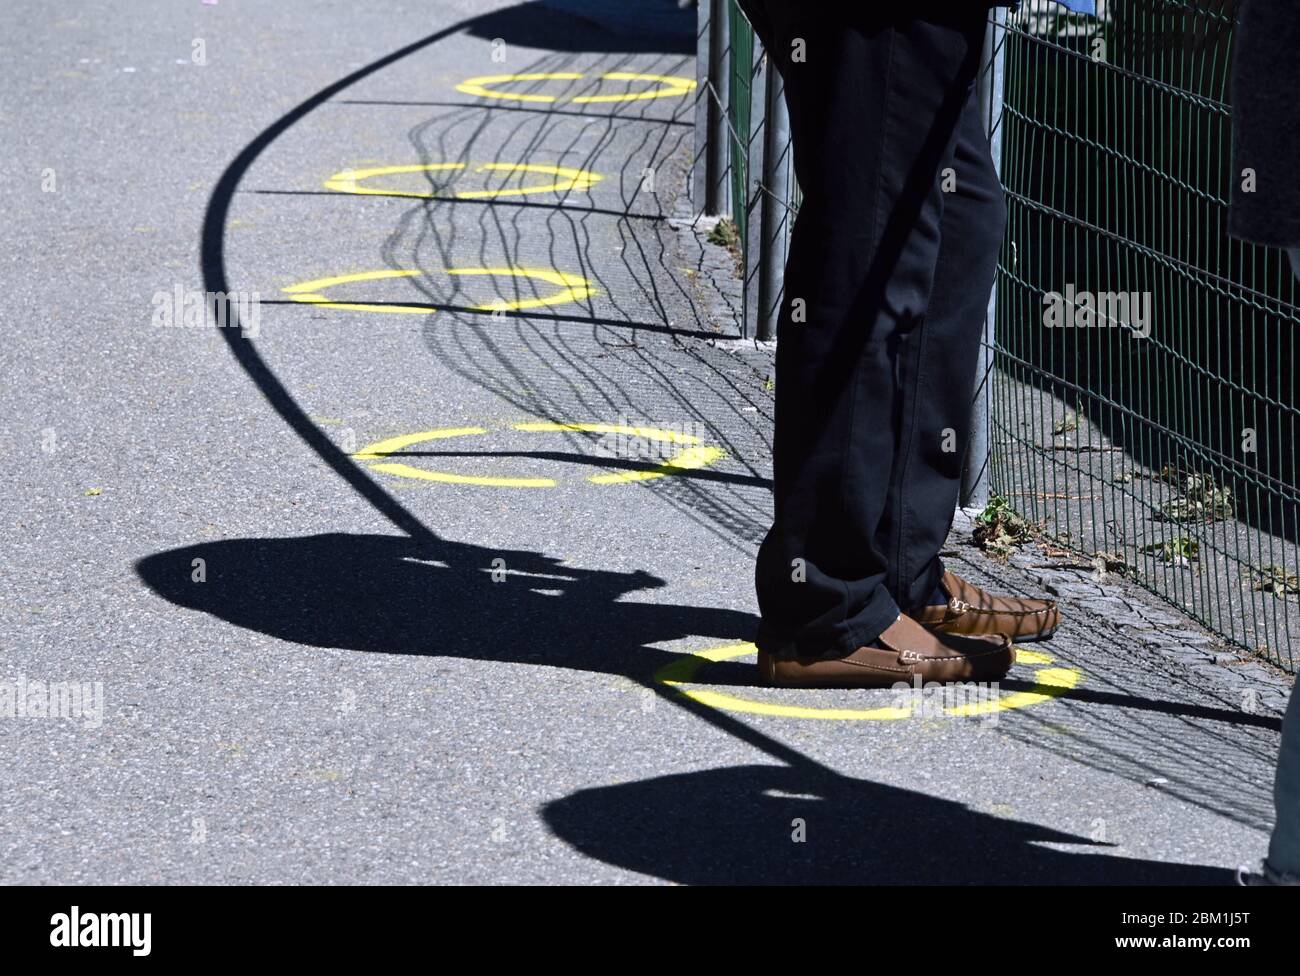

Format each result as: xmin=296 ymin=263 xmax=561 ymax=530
xmin=1261 ymin=244 xmax=1300 ymax=881
xmin=1229 ymin=0 xmax=1300 ymax=886
xmin=875 ymin=86 xmax=1007 ymax=612
xmin=748 ymin=1 xmax=991 ymax=657
xmin=1267 ymin=688 xmax=1300 ymax=878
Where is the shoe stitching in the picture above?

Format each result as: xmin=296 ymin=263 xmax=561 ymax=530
xmin=907 ymin=604 xmax=1057 ymax=619
xmin=952 ymin=605 xmax=1057 ymax=617
xmin=867 ymin=642 xmax=1007 ymax=664
xmin=947 ymin=576 xmax=1057 ymax=617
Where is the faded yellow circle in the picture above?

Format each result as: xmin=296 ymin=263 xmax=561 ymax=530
xmin=455 ymin=70 xmax=696 ymax=105
xmin=323 ymin=162 xmax=602 ymax=200
xmin=280 ymin=266 xmax=597 ymax=315
xmin=653 ymin=644 xmax=1082 ymax=721
xmin=352 ymin=421 xmax=725 ymax=488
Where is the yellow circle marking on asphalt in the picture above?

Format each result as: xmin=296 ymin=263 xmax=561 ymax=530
xmin=653 ymin=644 xmax=1082 ymax=721
xmin=456 ymin=70 xmax=696 ymax=105
xmin=324 ymin=161 xmax=463 ymax=197
xmin=589 ymin=444 xmax=724 ymax=483
xmin=323 ymin=162 xmax=602 ymax=200
xmin=458 ymin=163 xmax=602 ymax=198
xmin=354 ymin=427 xmax=555 ymax=488
xmin=281 ymin=266 xmax=597 ymax=315
xmin=514 ymin=422 xmax=725 ymax=483
xmin=351 ymin=422 xmax=725 ymax=489
xmin=455 ymin=71 xmax=584 ymax=103
xmin=571 ymin=71 xmax=698 ymax=103
xmin=447 ymin=267 xmax=595 ymax=312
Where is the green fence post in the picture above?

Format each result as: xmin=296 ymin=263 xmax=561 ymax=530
xmin=962 ymin=7 xmax=1008 ymax=509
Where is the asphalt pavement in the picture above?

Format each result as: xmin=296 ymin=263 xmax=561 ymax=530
xmin=1 ymin=0 xmax=1290 ymax=884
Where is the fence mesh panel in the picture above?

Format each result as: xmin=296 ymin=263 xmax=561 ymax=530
xmin=993 ymin=0 xmax=1299 ymax=671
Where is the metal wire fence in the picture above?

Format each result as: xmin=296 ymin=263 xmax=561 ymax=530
xmin=995 ymin=0 xmax=1298 ymax=671
xmin=691 ymin=0 xmax=1299 ymax=671
xmin=691 ymin=0 xmax=794 ymax=341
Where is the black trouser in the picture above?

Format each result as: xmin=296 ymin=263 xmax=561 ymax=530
xmin=742 ymin=1 xmax=1007 ymax=656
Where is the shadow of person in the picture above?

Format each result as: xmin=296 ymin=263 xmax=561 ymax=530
xmin=541 ymin=764 xmax=1235 ymax=884
xmin=136 ymin=537 xmax=1240 ymax=883
xmin=463 ymin=0 xmax=695 ymax=55
xmin=135 ymin=533 xmax=756 ymax=679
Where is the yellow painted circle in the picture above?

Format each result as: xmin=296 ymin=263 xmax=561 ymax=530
xmin=280 ymin=266 xmax=597 ymax=315
xmin=455 ymin=71 xmax=696 ymax=105
xmin=352 ymin=421 xmax=725 ymax=488
xmin=323 ymin=162 xmax=603 ymax=200
xmin=653 ymin=644 xmax=1082 ymax=721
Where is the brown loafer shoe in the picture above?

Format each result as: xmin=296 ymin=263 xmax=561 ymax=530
xmin=908 ymin=570 xmax=1060 ymax=642
xmin=757 ymin=614 xmax=1014 ymax=688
